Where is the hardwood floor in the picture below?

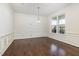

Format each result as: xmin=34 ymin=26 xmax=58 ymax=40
xmin=3 ymin=37 xmax=79 ymax=56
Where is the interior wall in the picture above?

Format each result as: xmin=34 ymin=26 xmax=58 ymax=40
xmin=14 ymin=12 xmax=48 ymax=39
xmin=48 ymin=4 xmax=79 ymax=47
xmin=0 ymin=3 xmax=14 ymax=37
xmin=0 ymin=3 xmax=14 ymax=55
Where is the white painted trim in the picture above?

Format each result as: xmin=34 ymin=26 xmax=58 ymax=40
xmin=48 ymin=33 xmax=79 ymax=47
xmin=0 ymin=39 xmax=14 ymax=56
xmin=0 ymin=33 xmax=14 ymax=56
xmin=14 ymin=36 xmax=48 ymax=40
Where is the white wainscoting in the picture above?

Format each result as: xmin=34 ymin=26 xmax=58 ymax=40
xmin=0 ymin=33 xmax=14 ymax=56
xmin=48 ymin=33 xmax=79 ymax=47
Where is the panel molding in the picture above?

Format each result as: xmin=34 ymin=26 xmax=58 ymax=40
xmin=0 ymin=33 xmax=14 ymax=56
xmin=48 ymin=33 xmax=79 ymax=48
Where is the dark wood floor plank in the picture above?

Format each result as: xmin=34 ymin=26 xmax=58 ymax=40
xmin=3 ymin=37 xmax=79 ymax=56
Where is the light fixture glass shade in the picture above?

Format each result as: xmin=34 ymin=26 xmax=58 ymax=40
xmin=36 ymin=6 xmax=40 ymax=23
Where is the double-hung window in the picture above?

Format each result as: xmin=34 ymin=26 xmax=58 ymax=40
xmin=52 ymin=14 xmax=65 ymax=34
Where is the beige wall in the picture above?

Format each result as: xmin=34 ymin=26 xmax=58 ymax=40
xmin=0 ymin=3 xmax=14 ymax=37
xmin=48 ymin=4 xmax=79 ymax=47
xmin=0 ymin=4 xmax=14 ymax=55
xmin=65 ymin=4 xmax=79 ymax=34
xmin=14 ymin=13 xmax=48 ymax=39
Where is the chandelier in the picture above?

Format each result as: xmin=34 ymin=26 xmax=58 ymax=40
xmin=36 ymin=6 xmax=40 ymax=23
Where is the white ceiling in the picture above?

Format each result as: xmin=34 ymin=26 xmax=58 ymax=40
xmin=11 ymin=3 xmax=71 ymax=16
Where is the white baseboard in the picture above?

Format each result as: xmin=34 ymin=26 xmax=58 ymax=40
xmin=14 ymin=34 xmax=48 ymax=40
xmin=14 ymin=36 xmax=48 ymax=40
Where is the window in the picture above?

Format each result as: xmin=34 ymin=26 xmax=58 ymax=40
xmin=51 ymin=16 xmax=57 ymax=33
xmin=52 ymin=14 xmax=65 ymax=34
